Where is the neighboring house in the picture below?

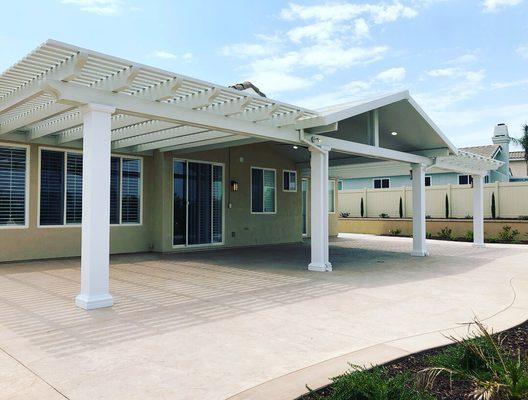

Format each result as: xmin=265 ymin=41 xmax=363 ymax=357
xmin=510 ymin=150 xmax=528 ymax=180
xmin=0 ymin=40 xmax=501 ymax=310
xmin=338 ymin=124 xmax=514 ymax=190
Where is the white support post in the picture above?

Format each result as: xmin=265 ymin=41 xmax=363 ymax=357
xmin=308 ymin=146 xmax=331 ymax=271
xmin=411 ymin=163 xmax=428 ymax=257
xmin=322 ymin=150 xmax=332 ymax=271
xmin=473 ymin=174 xmax=485 ymax=247
xmin=75 ymin=103 xmax=116 ymax=310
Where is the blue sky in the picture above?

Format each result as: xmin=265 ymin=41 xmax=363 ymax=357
xmin=0 ymin=0 xmax=527 ymax=148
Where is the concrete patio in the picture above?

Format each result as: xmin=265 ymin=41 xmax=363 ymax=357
xmin=1 ymin=234 xmax=528 ymax=400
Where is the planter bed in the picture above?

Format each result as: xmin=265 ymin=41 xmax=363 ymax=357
xmin=298 ymin=319 xmax=528 ymax=400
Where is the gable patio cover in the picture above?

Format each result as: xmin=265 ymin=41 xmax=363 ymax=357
xmin=0 ymin=40 xmax=503 ymax=310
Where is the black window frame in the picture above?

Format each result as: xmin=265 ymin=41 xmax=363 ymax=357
xmin=373 ymin=178 xmax=390 ymax=189
xmin=282 ymin=170 xmax=297 ymax=192
xmin=425 ymin=176 xmax=432 ymax=187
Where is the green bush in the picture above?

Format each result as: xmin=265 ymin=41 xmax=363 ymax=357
xmin=426 ymin=232 xmax=433 ymax=239
xmin=399 ymin=197 xmax=403 ymax=219
xmin=317 ymin=366 xmax=434 ymax=400
xmin=518 ymin=215 xmax=528 ymax=221
xmin=437 ymin=227 xmax=453 ymax=240
xmin=464 ymin=230 xmax=474 ymax=242
xmin=497 ymin=226 xmax=520 ymax=243
xmin=420 ymin=320 xmax=528 ymax=400
xmin=389 ymin=228 xmax=402 ymax=236
xmin=491 ymin=193 xmax=497 ymax=219
xmin=379 ymin=213 xmax=389 ymax=219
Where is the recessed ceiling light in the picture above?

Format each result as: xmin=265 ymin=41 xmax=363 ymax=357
xmin=390 ymin=131 xmax=398 ymax=136
xmin=293 ymin=145 xmax=299 ymax=149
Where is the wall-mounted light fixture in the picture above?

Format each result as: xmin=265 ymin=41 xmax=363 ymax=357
xmin=391 ymin=131 xmax=398 ymax=136
xmin=293 ymin=145 xmax=299 ymax=149
xmin=231 ymin=180 xmax=239 ymax=192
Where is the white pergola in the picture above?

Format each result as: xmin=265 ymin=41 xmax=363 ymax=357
xmin=0 ymin=40 xmax=502 ymax=309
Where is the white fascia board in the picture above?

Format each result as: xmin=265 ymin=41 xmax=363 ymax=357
xmin=136 ymin=131 xmax=234 ymax=152
xmin=329 ymin=160 xmax=410 ymax=179
xmin=45 ymin=79 xmax=300 ymax=144
xmin=305 ymin=133 xmax=433 ymax=166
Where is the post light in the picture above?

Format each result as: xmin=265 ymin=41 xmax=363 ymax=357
xmin=230 ymin=180 xmax=239 ymax=192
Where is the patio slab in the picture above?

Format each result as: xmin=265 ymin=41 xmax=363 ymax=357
xmin=1 ymin=234 xmax=527 ymax=400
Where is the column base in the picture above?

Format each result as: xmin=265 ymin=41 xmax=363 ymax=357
xmin=411 ymin=250 xmax=429 ymax=257
xmin=75 ymin=293 xmax=113 ymax=310
xmin=473 ymin=243 xmax=485 ymax=248
xmin=308 ymin=262 xmax=327 ymax=272
xmin=325 ymin=262 xmax=333 ymax=272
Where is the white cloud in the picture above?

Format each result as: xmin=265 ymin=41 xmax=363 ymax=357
xmin=150 ymin=50 xmax=193 ymax=62
xmin=375 ymin=67 xmax=406 ymax=82
xmin=492 ymin=78 xmax=528 ymax=89
xmin=428 ymin=67 xmax=458 ymax=77
xmin=61 ymin=0 xmax=125 ymax=15
xmin=517 ymin=45 xmax=528 ymax=59
xmin=482 ymin=0 xmax=523 ymax=12
xmin=221 ymin=42 xmax=276 ymax=58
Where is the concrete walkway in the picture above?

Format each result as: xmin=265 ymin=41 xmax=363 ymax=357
xmin=1 ymin=234 xmax=527 ymax=400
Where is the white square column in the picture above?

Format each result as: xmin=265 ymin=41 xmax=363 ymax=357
xmin=308 ymin=146 xmax=331 ymax=271
xmin=75 ymin=103 xmax=116 ymax=310
xmin=473 ymin=174 xmax=485 ymax=247
xmin=411 ymin=163 xmax=428 ymax=257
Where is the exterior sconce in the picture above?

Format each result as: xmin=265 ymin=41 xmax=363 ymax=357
xmin=409 ymin=169 xmax=413 ymax=180
xmin=231 ymin=180 xmax=239 ymax=192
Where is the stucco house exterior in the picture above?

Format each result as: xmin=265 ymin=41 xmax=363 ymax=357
xmin=510 ymin=150 xmax=528 ymax=180
xmin=338 ymin=123 xmax=515 ymax=190
xmin=0 ymin=40 xmax=502 ymax=310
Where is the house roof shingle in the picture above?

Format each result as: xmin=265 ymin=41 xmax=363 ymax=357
xmin=460 ymin=144 xmax=501 ymax=159
xmin=510 ymin=151 xmax=526 ymax=160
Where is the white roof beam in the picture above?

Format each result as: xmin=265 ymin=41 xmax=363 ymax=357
xmin=270 ymin=110 xmax=304 ymax=127
xmin=58 ymin=126 xmax=83 ymax=144
xmin=161 ymin=135 xmax=252 ymax=153
xmin=175 ymin=87 xmax=221 ymax=109
xmin=305 ymin=133 xmax=433 ymax=165
xmin=111 ymin=120 xmax=175 ymax=141
xmin=0 ymin=103 xmax=72 ymax=136
xmin=0 ymin=52 xmax=88 ymax=115
xmin=206 ymin=96 xmax=252 ymax=116
xmin=46 ymin=80 xmax=300 ymax=144
xmin=141 ymin=77 xmax=183 ymax=101
xmin=135 ymin=130 xmax=232 ymax=152
xmin=113 ymin=125 xmax=207 ymax=149
xmin=29 ymin=111 xmax=81 ymax=140
xmin=237 ymin=104 xmax=279 ymax=122
xmin=95 ymin=66 xmax=141 ymax=93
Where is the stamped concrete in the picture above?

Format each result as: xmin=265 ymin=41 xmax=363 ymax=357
xmin=0 ymin=234 xmax=527 ymax=400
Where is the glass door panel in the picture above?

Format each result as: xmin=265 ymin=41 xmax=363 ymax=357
xmin=173 ymin=161 xmax=187 ymax=245
xmin=187 ymin=162 xmax=212 ymax=245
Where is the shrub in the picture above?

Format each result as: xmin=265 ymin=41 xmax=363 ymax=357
xmin=419 ymin=319 xmax=528 ymax=400
xmin=497 ymin=226 xmax=520 ymax=243
xmin=491 ymin=193 xmax=497 ymax=219
xmin=360 ymin=198 xmax=365 ymax=218
xmin=379 ymin=213 xmax=389 ymax=218
xmin=399 ymin=197 xmax=403 ymax=219
xmin=389 ymin=228 xmax=402 ymax=236
xmin=445 ymin=194 xmax=449 ymax=219
xmin=519 ymin=216 xmax=528 ymax=221
xmin=426 ymin=215 xmax=432 ymax=219
xmin=318 ymin=365 xmax=434 ymax=400
xmin=426 ymin=232 xmax=433 ymax=239
xmin=340 ymin=212 xmax=350 ymax=218
xmin=464 ymin=230 xmax=474 ymax=242
xmin=437 ymin=227 xmax=453 ymax=240
xmin=465 ymin=214 xmax=473 ymax=219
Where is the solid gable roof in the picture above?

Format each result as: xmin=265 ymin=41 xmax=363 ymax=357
xmin=461 ymin=145 xmax=501 ymax=159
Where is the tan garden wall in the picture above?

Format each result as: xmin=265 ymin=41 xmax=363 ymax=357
xmin=339 ymin=182 xmax=528 ymax=219
xmin=338 ymin=218 xmax=528 ymax=240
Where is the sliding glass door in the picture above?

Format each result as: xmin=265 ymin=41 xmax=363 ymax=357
xmin=173 ymin=160 xmax=224 ymax=247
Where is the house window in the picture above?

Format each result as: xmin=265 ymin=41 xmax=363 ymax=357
xmin=39 ymin=148 xmax=142 ymax=226
xmin=458 ymin=174 xmax=473 ymax=185
xmin=251 ymin=167 xmax=276 ymax=213
xmin=282 ymin=170 xmax=297 ymax=192
xmin=328 ymin=180 xmax=335 ymax=213
xmin=373 ymin=178 xmax=390 ymax=189
xmin=338 ymin=180 xmax=343 ymax=191
xmin=425 ymin=176 xmax=432 ymax=187
xmin=0 ymin=145 xmax=28 ymax=227
xmin=484 ymin=175 xmax=490 ymax=184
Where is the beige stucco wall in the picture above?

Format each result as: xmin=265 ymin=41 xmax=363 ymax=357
xmin=302 ymin=178 xmax=339 ymax=237
xmin=151 ymin=142 xmax=304 ymax=252
xmin=0 ymin=142 xmax=154 ymax=262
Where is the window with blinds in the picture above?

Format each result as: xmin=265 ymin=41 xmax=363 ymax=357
xmin=39 ymin=150 xmax=142 ymax=226
xmin=282 ymin=170 xmax=297 ymax=192
xmin=66 ymin=153 xmax=83 ymax=224
xmin=251 ymin=167 xmax=276 ymax=213
xmin=40 ymin=150 xmax=65 ymax=225
xmin=0 ymin=145 xmax=27 ymax=227
xmin=328 ymin=180 xmax=335 ymax=213
xmin=212 ymin=165 xmax=223 ymax=243
xmin=121 ymin=158 xmax=141 ymax=224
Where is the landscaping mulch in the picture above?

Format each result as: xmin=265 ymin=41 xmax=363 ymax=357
xmin=299 ymin=319 xmax=528 ymax=399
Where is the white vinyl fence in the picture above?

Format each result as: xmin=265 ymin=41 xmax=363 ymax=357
xmin=338 ymin=181 xmax=528 ymax=219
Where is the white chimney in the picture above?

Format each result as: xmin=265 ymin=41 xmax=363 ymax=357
xmin=492 ymin=123 xmax=510 ymax=181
